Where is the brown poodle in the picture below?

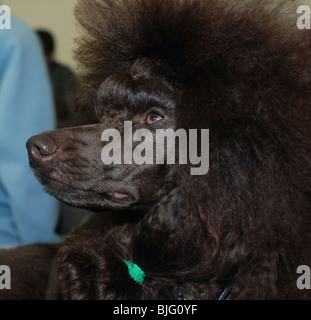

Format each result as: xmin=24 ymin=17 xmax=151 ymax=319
xmin=1 ymin=0 xmax=311 ymax=300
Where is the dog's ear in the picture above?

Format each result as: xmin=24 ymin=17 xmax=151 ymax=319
xmin=170 ymin=0 xmax=311 ymax=272
xmin=130 ymin=185 xmax=220 ymax=279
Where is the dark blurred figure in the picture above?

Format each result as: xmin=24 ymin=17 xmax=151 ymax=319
xmin=37 ymin=30 xmax=76 ymax=128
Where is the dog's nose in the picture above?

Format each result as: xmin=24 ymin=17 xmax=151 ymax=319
xmin=26 ymin=134 xmax=58 ymax=168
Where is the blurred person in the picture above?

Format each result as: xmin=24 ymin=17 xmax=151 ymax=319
xmin=36 ymin=30 xmax=76 ymax=129
xmin=0 ymin=15 xmax=60 ymax=248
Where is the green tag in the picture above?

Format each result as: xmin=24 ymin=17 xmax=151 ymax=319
xmin=124 ymin=259 xmax=146 ymax=285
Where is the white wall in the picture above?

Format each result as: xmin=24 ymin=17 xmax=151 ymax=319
xmin=3 ymin=0 xmax=79 ymax=71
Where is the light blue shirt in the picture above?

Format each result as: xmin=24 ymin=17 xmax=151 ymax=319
xmin=0 ymin=16 xmax=60 ymax=246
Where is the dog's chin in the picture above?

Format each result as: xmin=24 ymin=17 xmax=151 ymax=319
xmin=35 ymin=174 xmax=138 ymax=211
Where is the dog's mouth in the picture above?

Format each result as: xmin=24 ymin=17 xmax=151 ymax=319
xmin=45 ymin=177 xmax=131 ymax=200
xmin=108 ymin=192 xmax=130 ymax=200
xmin=34 ymin=171 xmax=136 ymax=209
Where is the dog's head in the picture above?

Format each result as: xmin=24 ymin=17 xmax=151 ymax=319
xmin=26 ymin=0 xmax=311 ymax=258
xmin=27 ymin=58 xmax=180 ymax=211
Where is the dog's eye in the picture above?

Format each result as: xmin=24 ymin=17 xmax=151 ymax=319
xmin=146 ymin=112 xmax=164 ymax=125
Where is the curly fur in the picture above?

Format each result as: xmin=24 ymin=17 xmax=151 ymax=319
xmin=55 ymin=0 xmax=311 ymax=299
xmin=1 ymin=0 xmax=311 ymax=300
